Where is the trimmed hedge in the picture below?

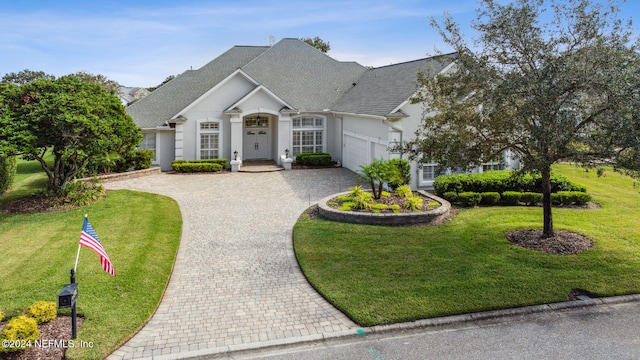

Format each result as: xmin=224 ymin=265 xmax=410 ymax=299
xmin=459 ymin=192 xmax=482 ymax=207
xmin=552 ymin=191 xmax=592 ymax=205
xmin=295 ymin=152 xmax=332 ymax=166
xmin=186 ymin=158 xmax=228 ymax=169
xmin=501 ymin=191 xmax=522 ymax=205
xmin=433 ymin=170 xmax=586 ymax=195
xmin=172 ymin=162 xmax=223 ymax=173
xmin=479 ymin=192 xmax=501 ymax=205
xmin=172 ymin=159 xmax=228 ymax=172
xmin=521 ymin=192 xmax=543 ymax=205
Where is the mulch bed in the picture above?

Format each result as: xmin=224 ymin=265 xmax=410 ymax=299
xmin=1 ymin=196 xmax=90 ymax=215
xmin=0 ymin=316 xmax=83 ymax=360
xmin=505 ymin=229 xmax=594 ymax=255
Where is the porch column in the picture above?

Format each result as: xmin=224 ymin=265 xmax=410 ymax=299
xmin=277 ymin=114 xmax=292 ymax=165
xmin=229 ymin=115 xmax=243 ymax=167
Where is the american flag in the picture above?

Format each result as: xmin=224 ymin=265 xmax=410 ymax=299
xmin=79 ymin=217 xmax=116 ymax=276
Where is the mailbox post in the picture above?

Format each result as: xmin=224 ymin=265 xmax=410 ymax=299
xmin=58 ymin=269 xmax=79 ymax=339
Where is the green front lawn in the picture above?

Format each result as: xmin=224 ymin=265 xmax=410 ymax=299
xmin=0 ymin=160 xmax=182 ymax=359
xmin=0 ymin=155 xmax=51 ymax=207
xmin=294 ymin=164 xmax=640 ymax=326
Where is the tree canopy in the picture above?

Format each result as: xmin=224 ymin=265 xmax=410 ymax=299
xmin=301 ymin=36 xmax=331 ymax=53
xmin=1 ymin=69 xmax=54 ymax=85
xmin=0 ymin=74 xmax=141 ymax=193
xmin=397 ymin=0 xmax=639 ymax=237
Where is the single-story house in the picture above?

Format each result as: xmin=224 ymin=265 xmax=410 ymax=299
xmin=128 ymin=38 xmax=519 ymax=189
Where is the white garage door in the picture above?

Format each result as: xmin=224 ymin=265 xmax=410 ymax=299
xmin=343 ymin=131 xmax=369 ymax=172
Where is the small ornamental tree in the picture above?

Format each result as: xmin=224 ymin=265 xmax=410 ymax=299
xmin=0 ymin=75 xmax=142 ymax=194
xmin=396 ymin=0 xmax=639 ymax=238
xmin=358 ymin=158 xmax=401 ymax=199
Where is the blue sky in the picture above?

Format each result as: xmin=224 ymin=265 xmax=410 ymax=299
xmin=1 ymin=0 xmax=637 ymax=87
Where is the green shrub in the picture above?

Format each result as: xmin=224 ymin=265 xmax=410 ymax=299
xmin=172 ymin=160 xmax=187 ymax=164
xmin=339 ymin=202 xmax=356 ymax=211
xmin=434 ymin=170 xmax=586 ymax=195
xmin=131 ymin=149 xmax=154 ymax=170
xmin=352 ymin=191 xmax=374 ymax=210
xmin=348 ymin=185 xmax=366 ymax=198
xmin=501 ymin=191 xmax=522 ymax=205
xmin=404 ymin=196 xmax=423 ymax=212
xmin=520 ymin=192 xmax=543 ymax=205
xmin=551 ymin=192 xmax=568 ymax=205
xmin=337 ymin=195 xmax=352 ymax=202
xmin=381 ymin=191 xmax=391 ymax=197
xmin=394 ymin=184 xmax=413 ymax=199
xmin=327 ymin=201 xmax=339 ymax=207
xmin=0 ymin=316 xmax=39 ymax=353
xmin=26 ymin=301 xmax=57 ymax=324
xmin=372 ymin=204 xmax=388 ymax=210
xmin=479 ymin=192 xmax=501 ymax=205
xmin=459 ymin=192 xmax=481 ymax=207
xmin=388 ymin=158 xmax=411 ymax=189
xmin=389 ymin=204 xmax=401 ymax=213
xmin=572 ymin=192 xmax=592 ymax=205
xmin=188 ymin=158 xmax=228 ymax=169
xmin=442 ymin=191 xmax=459 ymax=203
xmin=173 ymin=162 xmax=223 ymax=173
xmin=0 ymin=153 xmax=17 ymax=195
xmin=296 ymin=152 xmax=332 ymax=166
xmin=62 ymin=179 xmax=106 ymax=207
xmin=552 ymin=191 xmax=592 ymax=205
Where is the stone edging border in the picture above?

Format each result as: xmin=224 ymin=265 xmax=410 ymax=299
xmin=317 ymin=190 xmax=451 ymax=226
xmin=77 ymin=166 xmax=161 ymax=183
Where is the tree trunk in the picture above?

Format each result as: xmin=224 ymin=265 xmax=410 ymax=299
xmin=541 ymin=166 xmax=554 ymax=238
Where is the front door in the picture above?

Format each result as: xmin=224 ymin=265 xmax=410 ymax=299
xmin=243 ymin=116 xmax=271 ymax=160
xmin=244 ymin=129 xmax=270 ymax=159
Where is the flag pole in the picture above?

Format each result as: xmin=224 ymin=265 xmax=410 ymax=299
xmin=73 ymin=214 xmax=88 ymax=273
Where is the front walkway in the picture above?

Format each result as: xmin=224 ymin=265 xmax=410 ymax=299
xmin=105 ymin=169 xmax=361 ymax=359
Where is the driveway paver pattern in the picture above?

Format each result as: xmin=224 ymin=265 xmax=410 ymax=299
xmin=105 ymin=169 xmax=360 ymax=359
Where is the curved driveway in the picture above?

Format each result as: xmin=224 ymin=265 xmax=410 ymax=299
xmin=105 ymin=169 xmax=360 ymax=359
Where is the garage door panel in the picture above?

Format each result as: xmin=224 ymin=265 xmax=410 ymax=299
xmin=343 ymin=132 xmax=369 ymax=172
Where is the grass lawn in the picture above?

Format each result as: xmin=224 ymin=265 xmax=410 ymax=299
xmin=0 ymin=156 xmax=50 ymax=208
xmin=294 ymin=163 xmax=640 ymax=326
xmin=0 ymin=158 xmax=182 ymax=359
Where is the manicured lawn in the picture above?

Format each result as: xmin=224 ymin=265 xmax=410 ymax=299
xmin=0 ymin=160 xmax=182 ymax=359
xmin=0 ymin=156 xmax=50 ymax=207
xmin=294 ymin=164 xmax=640 ymax=326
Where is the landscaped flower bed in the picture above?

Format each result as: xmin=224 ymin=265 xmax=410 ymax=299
xmin=317 ymin=185 xmax=451 ymax=226
xmin=327 ymin=185 xmax=440 ymax=213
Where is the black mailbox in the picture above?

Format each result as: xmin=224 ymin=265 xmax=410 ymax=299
xmin=58 ymin=283 xmax=79 ymax=309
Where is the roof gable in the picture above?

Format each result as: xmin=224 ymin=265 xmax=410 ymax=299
xmin=127 ymin=46 xmax=268 ymax=128
xmin=241 ymin=38 xmax=368 ymax=112
xmin=331 ymin=53 xmax=457 ymax=117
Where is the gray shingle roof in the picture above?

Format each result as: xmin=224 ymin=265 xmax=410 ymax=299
xmin=331 ymin=54 xmax=456 ymax=116
xmin=242 ymin=38 xmax=367 ymax=112
xmin=127 ymin=38 xmax=455 ymax=129
xmin=127 ymin=46 xmax=269 ymax=128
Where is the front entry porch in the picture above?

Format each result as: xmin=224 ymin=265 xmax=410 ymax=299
xmin=238 ymin=160 xmax=283 ymax=173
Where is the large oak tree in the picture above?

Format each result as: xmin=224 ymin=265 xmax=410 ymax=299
xmin=398 ymin=0 xmax=639 ymax=237
xmin=0 ymin=74 xmax=141 ymax=193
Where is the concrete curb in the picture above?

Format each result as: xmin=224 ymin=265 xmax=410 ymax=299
xmin=163 ymin=293 xmax=640 ymax=359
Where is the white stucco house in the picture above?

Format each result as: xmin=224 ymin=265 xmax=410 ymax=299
xmin=129 ymin=38 xmax=518 ymax=189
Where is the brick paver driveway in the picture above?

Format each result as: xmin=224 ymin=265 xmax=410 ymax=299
xmin=105 ymin=169 xmax=360 ymax=359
